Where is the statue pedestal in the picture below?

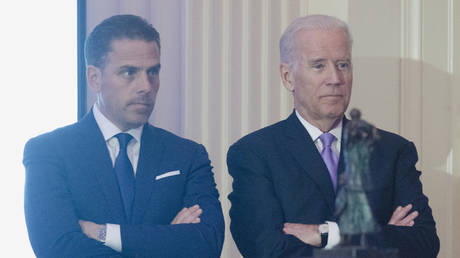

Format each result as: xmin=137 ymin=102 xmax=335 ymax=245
xmin=313 ymin=246 xmax=398 ymax=258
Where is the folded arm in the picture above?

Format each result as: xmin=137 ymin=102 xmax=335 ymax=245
xmin=24 ymin=137 xmax=224 ymax=258
xmin=282 ymin=204 xmax=419 ymax=249
xmin=380 ymin=141 xmax=439 ymax=258
xmin=111 ymin=144 xmax=224 ymax=257
xmin=227 ymin=143 xmax=313 ymax=258
xmin=24 ymin=137 xmax=121 ymax=258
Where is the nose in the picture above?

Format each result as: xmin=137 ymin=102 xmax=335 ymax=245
xmin=136 ymin=72 xmax=157 ymax=94
xmin=327 ymin=66 xmax=343 ymax=86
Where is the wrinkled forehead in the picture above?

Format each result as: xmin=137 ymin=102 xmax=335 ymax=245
xmin=106 ymin=39 xmax=160 ymax=66
xmin=294 ymin=28 xmax=352 ymax=58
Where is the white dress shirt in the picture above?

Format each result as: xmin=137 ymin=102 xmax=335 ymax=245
xmin=93 ymin=104 xmax=144 ymax=252
xmin=295 ymin=110 xmax=341 ymax=249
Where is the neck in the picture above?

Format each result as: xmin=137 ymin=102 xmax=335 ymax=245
xmin=298 ymin=111 xmax=342 ymax=132
xmin=313 ymin=119 xmax=341 ymax=132
xmin=95 ymin=102 xmax=131 ymax=132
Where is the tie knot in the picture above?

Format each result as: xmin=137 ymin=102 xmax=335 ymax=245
xmin=115 ymin=133 xmax=133 ymax=150
xmin=319 ymin=133 xmax=335 ymax=147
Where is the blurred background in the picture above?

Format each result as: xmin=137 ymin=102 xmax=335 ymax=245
xmin=2 ymin=0 xmax=458 ymax=257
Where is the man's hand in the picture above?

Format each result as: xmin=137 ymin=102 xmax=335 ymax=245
xmin=79 ymin=220 xmax=105 ymax=241
xmin=283 ymin=223 xmax=321 ymax=247
xmin=171 ymin=204 xmax=202 ymax=224
xmin=388 ymin=204 xmax=418 ymax=226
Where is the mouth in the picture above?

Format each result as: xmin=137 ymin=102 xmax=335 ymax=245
xmin=128 ymin=100 xmax=153 ymax=107
xmin=128 ymin=102 xmax=154 ymax=111
xmin=131 ymin=102 xmax=152 ymax=106
xmin=321 ymin=95 xmax=343 ymax=99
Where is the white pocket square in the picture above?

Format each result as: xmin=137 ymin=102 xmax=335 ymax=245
xmin=155 ymin=170 xmax=181 ymax=180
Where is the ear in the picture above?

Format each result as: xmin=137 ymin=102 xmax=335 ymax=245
xmin=86 ymin=65 xmax=103 ymax=93
xmin=280 ymin=63 xmax=295 ymax=92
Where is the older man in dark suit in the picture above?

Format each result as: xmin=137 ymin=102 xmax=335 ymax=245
xmin=227 ymin=14 xmax=439 ymax=258
xmin=24 ymin=15 xmax=224 ymax=258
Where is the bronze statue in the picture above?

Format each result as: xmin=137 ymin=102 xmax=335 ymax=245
xmin=334 ymin=108 xmax=380 ymax=246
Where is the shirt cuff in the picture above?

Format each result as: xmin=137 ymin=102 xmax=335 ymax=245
xmin=325 ymin=221 xmax=340 ymax=249
xmin=105 ymin=223 xmax=122 ymax=252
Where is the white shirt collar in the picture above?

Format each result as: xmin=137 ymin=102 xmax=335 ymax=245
xmin=92 ymin=104 xmax=143 ymax=143
xmin=295 ymin=110 xmax=343 ymax=143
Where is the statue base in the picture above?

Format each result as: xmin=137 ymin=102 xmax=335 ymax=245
xmin=313 ymin=246 xmax=398 ymax=258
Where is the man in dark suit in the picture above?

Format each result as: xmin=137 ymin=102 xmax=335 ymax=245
xmin=227 ymin=15 xmax=439 ymax=258
xmin=24 ymin=15 xmax=224 ymax=258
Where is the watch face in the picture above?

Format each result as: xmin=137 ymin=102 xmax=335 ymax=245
xmin=98 ymin=226 xmax=107 ymax=242
xmin=318 ymin=224 xmax=329 ymax=234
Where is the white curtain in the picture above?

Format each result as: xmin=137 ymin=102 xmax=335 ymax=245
xmin=86 ymin=1 xmax=460 ymax=257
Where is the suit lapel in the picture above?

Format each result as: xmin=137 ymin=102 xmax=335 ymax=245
xmin=280 ymin=112 xmax=336 ymax=212
xmin=131 ymin=125 xmax=165 ymax=224
xmin=76 ymin=111 xmax=126 ymax=223
xmin=336 ymin=117 xmax=348 ymax=193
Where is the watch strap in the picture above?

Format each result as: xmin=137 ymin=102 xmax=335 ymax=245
xmin=318 ymin=223 xmax=329 ymax=248
xmin=319 ymin=231 xmax=328 ymax=248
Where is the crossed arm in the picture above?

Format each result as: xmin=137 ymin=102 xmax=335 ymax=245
xmin=283 ymin=204 xmax=419 ymax=247
xmin=79 ymin=204 xmax=204 ymax=242
xmin=227 ymin=139 xmax=438 ymax=258
xmin=24 ymin=138 xmax=224 ymax=258
xmin=283 ymin=143 xmax=438 ymax=258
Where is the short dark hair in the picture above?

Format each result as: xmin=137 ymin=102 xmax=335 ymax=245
xmin=85 ymin=14 xmax=161 ymax=69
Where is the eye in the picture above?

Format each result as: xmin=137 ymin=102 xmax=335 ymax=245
xmin=337 ymin=61 xmax=350 ymax=70
xmin=147 ymin=65 xmax=161 ymax=77
xmin=119 ymin=67 xmax=138 ymax=80
xmin=147 ymin=64 xmax=161 ymax=77
xmin=312 ymin=63 xmax=325 ymax=71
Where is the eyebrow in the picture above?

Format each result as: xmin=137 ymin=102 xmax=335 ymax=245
xmin=307 ymin=58 xmax=327 ymax=65
xmin=117 ymin=63 xmax=161 ymax=72
xmin=147 ymin=64 xmax=161 ymax=74
xmin=117 ymin=65 xmax=139 ymax=72
xmin=308 ymin=58 xmax=351 ymax=64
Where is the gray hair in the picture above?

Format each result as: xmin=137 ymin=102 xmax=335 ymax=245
xmin=279 ymin=14 xmax=353 ymax=69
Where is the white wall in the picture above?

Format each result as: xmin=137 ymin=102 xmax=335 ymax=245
xmin=0 ymin=1 xmax=77 ymax=257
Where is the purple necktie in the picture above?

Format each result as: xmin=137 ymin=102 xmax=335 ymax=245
xmin=319 ymin=133 xmax=338 ymax=190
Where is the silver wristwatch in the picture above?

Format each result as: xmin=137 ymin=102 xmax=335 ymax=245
xmin=97 ymin=224 xmax=107 ymax=243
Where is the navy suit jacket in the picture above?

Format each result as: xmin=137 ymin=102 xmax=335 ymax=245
xmin=24 ymin=111 xmax=224 ymax=258
xmin=227 ymin=111 xmax=439 ymax=258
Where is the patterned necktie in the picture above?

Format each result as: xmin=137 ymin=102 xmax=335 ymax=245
xmin=319 ymin=133 xmax=338 ymax=190
xmin=114 ymin=133 xmax=135 ymax=221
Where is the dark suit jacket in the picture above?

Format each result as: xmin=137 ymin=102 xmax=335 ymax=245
xmin=24 ymin=111 xmax=224 ymax=258
xmin=227 ymin=111 xmax=439 ymax=258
